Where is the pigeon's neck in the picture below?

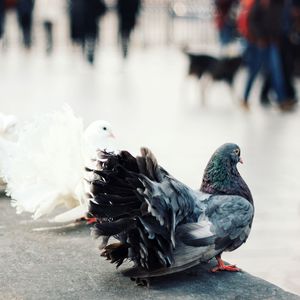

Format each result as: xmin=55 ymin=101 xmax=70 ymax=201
xmin=200 ymin=157 xmax=253 ymax=205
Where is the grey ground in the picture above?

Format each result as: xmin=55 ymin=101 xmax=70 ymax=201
xmin=0 ymin=195 xmax=298 ymax=300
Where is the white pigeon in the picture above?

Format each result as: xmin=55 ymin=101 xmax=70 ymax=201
xmin=0 ymin=106 xmax=116 ymax=222
xmin=51 ymin=119 xmax=117 ymax=223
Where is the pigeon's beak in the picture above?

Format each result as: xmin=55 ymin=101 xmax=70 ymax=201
xmin=109 ymin=132 xmax=115 ymax=139
xmin=239 ymin=157 xmax=244 ymax=164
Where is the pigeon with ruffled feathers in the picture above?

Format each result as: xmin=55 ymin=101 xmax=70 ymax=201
xmin=0 ymin=106 xmax=116 ymax=222
xmin=88 ymin=143 xmax=254 ymax=281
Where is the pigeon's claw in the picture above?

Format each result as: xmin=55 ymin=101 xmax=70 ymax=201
xmin=86 ymin=217 xmax=97 ymax=224
xmin=210 ymin=255 xmax=241 ymax=273
xmin=211 ymin=264 xmax=240 ymax=272
xmin=74 ymin=217 xmax=97 ymax=225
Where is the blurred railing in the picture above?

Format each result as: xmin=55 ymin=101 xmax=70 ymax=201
xmin=140 ymin=0 xmax=216 ymax=45
xmin=103 ymin=0 xmax=218 ymax=48
xmin=1 ymin=0 xmax=218 ymax=50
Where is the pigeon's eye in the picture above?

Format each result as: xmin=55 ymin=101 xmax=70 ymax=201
xmin=234 ymin=149 xmax=240 ymax=156
xmin=102 ymin=127 xmax=107 ymax=131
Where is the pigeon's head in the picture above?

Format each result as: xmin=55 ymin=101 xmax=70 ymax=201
xmin=201 ymin=143 xmax=247 ymax=196
xmin=201 ymin=142 xmax=253 ymax=204
xmin=213 ymin=143 xmax=243 ymax=166
xmin=84 ymin=120 xmax=115 ymax=153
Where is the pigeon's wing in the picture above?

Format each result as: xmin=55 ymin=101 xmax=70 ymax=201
xmin=178 ymin=195 xmax=254 ymax=252
xmin=2 ymin=106 xmax=87 ymax=219
xmin=88 ymin=148 xmax=200 ymax=270
xmin=120 ymin=196 xmax=253 ymax=278
xmin=122 ymin=195 xmax=254 ymax=278
xmin=206 ymin=195 xmax=254 ymax=251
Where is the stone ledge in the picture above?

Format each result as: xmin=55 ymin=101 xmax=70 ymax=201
xmin=0 ymin=196 xmax=299 ymax=300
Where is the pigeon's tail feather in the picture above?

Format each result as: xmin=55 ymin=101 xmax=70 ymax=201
xmin=88 ymin=148 xmax=198 ymax=272
xmin=50 ymin=203 xmax=88 ymax=223
xmin=3 ymin=106 xmax=86 ymax=219
xmin=101 ymin=243 xmax=129 ymax=268
xmin=93 ymin=218 xmax=136 ymax=236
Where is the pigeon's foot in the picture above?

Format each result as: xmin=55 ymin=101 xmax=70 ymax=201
xmin=86 ymin=217 xmax=97 ymax=224
xmin=75 ymin=217 xmax=97 ymax=225
xmin=211 ymin=264 xmax=240 ymax=272
xmin=210 ymin=255 xmax=241 ymax=273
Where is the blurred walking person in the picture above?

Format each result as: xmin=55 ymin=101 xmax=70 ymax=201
xmin=241 ymin=0 xmax=295 ymax=111
xmin=214 ymin=0 xmax=239 ymax=46
xmin=116 ymin=0 xmax=141 ymax=58
xmin=35 ymin=0 xmax=64 ymax=55
xmin=69 ymin=0 xmax=85 ymax=45
xmin=17 ymin=0 xmax=34 ymax=49
xmin=69 ymin=0 xmax=106 ymax=64
xmin=259 ymin=0 xmax=299 ymax=106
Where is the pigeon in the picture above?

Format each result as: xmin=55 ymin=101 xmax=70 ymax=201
xmin=88 ymin=143 xmax=254 ymax=281
xmin=0 ymin=106 xmax=116 ymax=222
xmin=51 ymin=118 xmax=116 ymax=223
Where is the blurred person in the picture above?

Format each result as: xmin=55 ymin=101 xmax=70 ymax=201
xmin=1 ymin=0 xmax=18 ymax=48
xmin=35 ymin=0 xmax=64 ymax=55
xmin=69 ymin=0 xmax=106 ymax=64
xmin=214 ymin=0 xmax=239 ymax=46
xmin=83 ymin=0 xmax=107 ymax=64
xmin=69 ymin=0 xmax=85 ymax=45
xmin=116 ymin=0 xmax=141 ymax=58
xmin=17 ymin=0 xmax=34 ymax=49
xmin=259 ymin=0 xmax=299 ymax=106
xmin=241 ymin=0 xmax=295 ymax=111
xmin=238 ymin=0 xmax=293 ymax=107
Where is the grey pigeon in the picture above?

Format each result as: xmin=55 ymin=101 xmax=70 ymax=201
xmin=88 ymin=143 xmax=254 ymax=281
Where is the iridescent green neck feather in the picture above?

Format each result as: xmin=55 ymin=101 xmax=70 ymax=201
xmin=200 ymin=144 xmax=253 ymax=205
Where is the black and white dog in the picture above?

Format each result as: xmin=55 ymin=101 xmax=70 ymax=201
xmin=185 ymin=52 xmax=243 ymax=105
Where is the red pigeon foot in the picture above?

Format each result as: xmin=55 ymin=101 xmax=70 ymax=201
xmin=86 ymin=217 xmax=97 ymax=224
xmin=210 ymin=255 xmax=241 ymax=273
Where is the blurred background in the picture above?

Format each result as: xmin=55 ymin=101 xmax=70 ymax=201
xmin=1 ymin=0 xmax=300 ymax=295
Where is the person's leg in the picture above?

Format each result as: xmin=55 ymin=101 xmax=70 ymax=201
xmin=260 ymin=74 xmax=272 ymax=106
xmin=0 ymin=8 xmax=4 ymax=40
xmin=120 ymin=28 xmax=130 ymax=58
xmin=86 ymin=36 xmax=96 ymax=64
xmin=268 ymin=44 xmax=286 ymax=103
xmin=23 ymin=13 xmax=33 ymax=48
xmin=44 ymin=21 xmax=53 ymax=54
xmin=281 ymin=38 xmax=296 ymax=101
xmin=243 ymin=44 xmax=263 ymax=103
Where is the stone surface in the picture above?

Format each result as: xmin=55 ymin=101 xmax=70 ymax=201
xmin=0 ymin=196 xmax=299 ymax=300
